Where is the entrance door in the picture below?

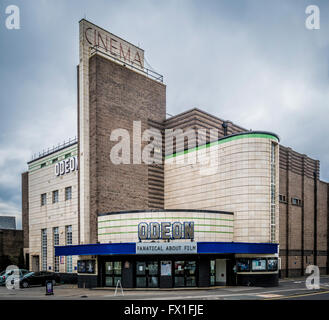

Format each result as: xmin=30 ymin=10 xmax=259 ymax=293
xmin=32 ymin=255 xmax=39 ymax=272
xmin=174 ymin=261 xmax=196 ymax=287
xmin=136 ymin=261 xmax=159 ymax=288
xmin=216 ymin=259 xmax=227 ymax=285
xmin=210 ymin=260 xmax=216 ymax=286
xmin=104 ymin=261 xmax=122 ymax=287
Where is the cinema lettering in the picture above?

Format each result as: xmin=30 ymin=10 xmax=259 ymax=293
xmin=138 ymin=222 xmax=194 ymax=240
xmin=55 ymin=156 xmax=78 ymax=177
xmin=83 ymin=22 xmax=144 ymax=69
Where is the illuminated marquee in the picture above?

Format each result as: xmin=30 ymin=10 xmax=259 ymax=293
xmin=138 ymin=222 xmax=194 ymax=240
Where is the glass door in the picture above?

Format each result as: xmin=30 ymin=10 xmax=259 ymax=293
xmin=174 ymin=261 xmax=197 ymax=287
xmin=105 ymin=261 xmax=122 ymax=287
xmin=147 ymin=261 xmax=159 ymax=288
xmin=185 ymin=261 xmax=196 ymax=287
xmin=136 ymin=261 xmax=146 ymax=287
xmin=136 ymin=261 xmax=159 ymax=288
xmin=210 ymin=260 xmax=216 ymax=286
xmin=174 ymin=261 xmax=185 ymax=287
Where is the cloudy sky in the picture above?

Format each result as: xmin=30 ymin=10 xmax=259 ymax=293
xmin=1 ymin=0 xmax=328 ymax=229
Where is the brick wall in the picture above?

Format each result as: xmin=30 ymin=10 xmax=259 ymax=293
xmin=0 ymin=229 xmax=24 ymax=270
xmin=88 ymin=54 xmax=166 ymax=243
xmin=279 ymin=155 xmax=328 ymax=277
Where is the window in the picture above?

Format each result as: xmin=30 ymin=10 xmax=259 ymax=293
xmin=41 ymin=193 xmax=47 ymax=206
xmin=291 ymin=197 xmax=302 ymax=206
xmin=77 ymin=260 xmax=95 ymax=274
xmin=41 ymin=229 xmax=47 ymax=271
xmin=65 ymin=153 xmax=71 ymax=159
xmin=251 ymin=258 xmax=267 ymax=271
xmin=52 ymin=190 xmax=59 ymax=203
xmin=53 ymin=227 xmax=59 ymax=272
xmin=279 ymin=194 xmax=287 ymax=203
xmin=237 ymin=259 xmax=250 ymax=272
xmin=66 ymin=225 xmax=73 ymax=273
xmin=267 ymin=258 xmax=278 ymax=271
xmin=41 ymin=162 xmax=46 ymax=168
xmin=52 ymin=157 xmax=58 ymax=164
xmin=65 ymin=186 xmax=72 ymax=201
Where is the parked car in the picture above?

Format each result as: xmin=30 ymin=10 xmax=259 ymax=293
xmin=0 ymin=269 xmax=29 ymax=286
xmin=19 ymin=271 xmax=60 ymax=288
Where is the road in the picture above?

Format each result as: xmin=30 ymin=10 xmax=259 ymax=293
xmin=0 ymin=276 xmax=329 ymax=300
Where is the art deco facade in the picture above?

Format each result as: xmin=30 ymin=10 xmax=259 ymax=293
xmin=21 ymin=20 xmax=329 ymax=288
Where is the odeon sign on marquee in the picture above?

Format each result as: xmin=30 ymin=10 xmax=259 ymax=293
xmin=138 ymin=222 xmax=194 ymax=240
xmin=55 ymin=156 xmax=78 ymax=177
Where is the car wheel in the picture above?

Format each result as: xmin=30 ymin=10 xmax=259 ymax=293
xmin=22 ymin=281 xmax=29 ymax=288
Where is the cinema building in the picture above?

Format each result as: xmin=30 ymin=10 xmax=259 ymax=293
xmin=21 ymin=20 xmax=329 ymax=288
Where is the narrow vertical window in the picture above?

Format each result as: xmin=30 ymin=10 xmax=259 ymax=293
xmin=65 ymin=186 xmax=72 ymax=201
xmin=53 ymin=227 xmax=59 ymax=272
xmin=66 ymin=225 xmax=73 ymax=272
xmin=41 ymin=193 xmax=47 ymax=206
xmin=41 ymin=229 xmax=47 ymax=271
xmin=52 ymin=190 xmax=59 ymax=203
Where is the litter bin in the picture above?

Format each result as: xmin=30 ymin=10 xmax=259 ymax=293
xmin=45 ymin=280 xmax=54 ymax=295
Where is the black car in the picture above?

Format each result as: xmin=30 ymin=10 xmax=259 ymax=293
xmin=19 ymin=271 xmax=60 ymax=288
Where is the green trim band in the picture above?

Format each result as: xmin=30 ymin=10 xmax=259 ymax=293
xmin=98 ymin=224 xmax=138 ymax=229
xmin=98 ymin=224 xmax=233 ymax=230
xmin=98 ymin=231 xmax=137 ymax=235
xmin=28 ymin=146 xmax=78 ymax=171
xmin=98 ymin=217 xmax=234 ymax=224
xmin=195 ymin=230 xmax=233 ymax=234
xmin=165 ymin=132 xmax=278 ymax=160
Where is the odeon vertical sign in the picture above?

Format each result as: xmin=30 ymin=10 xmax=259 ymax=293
xmin=55 ymin=156 xmax=78 ymax=176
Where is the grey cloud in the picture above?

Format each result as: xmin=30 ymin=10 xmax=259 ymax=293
xmin=0 ymin=0 xmax=329 ymax=228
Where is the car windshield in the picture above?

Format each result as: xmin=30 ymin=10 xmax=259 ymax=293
xmin=23 ymin=272 xmax=34 ymax=278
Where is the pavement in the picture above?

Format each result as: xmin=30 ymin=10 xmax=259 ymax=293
xmin=1 ymin=275 xmax=329 ymax=300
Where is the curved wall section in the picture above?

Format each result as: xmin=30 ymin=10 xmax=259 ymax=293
xmin=97 ymin=210 xmax=234 ymax=243
xmin=164 ymin=132 xmax=279 ymax=244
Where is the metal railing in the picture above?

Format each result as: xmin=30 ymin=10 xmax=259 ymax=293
xmin=30 ymin=136 xmax=78 ymax=162
xmin=89 ymin=45 xmax=163 ymax=83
